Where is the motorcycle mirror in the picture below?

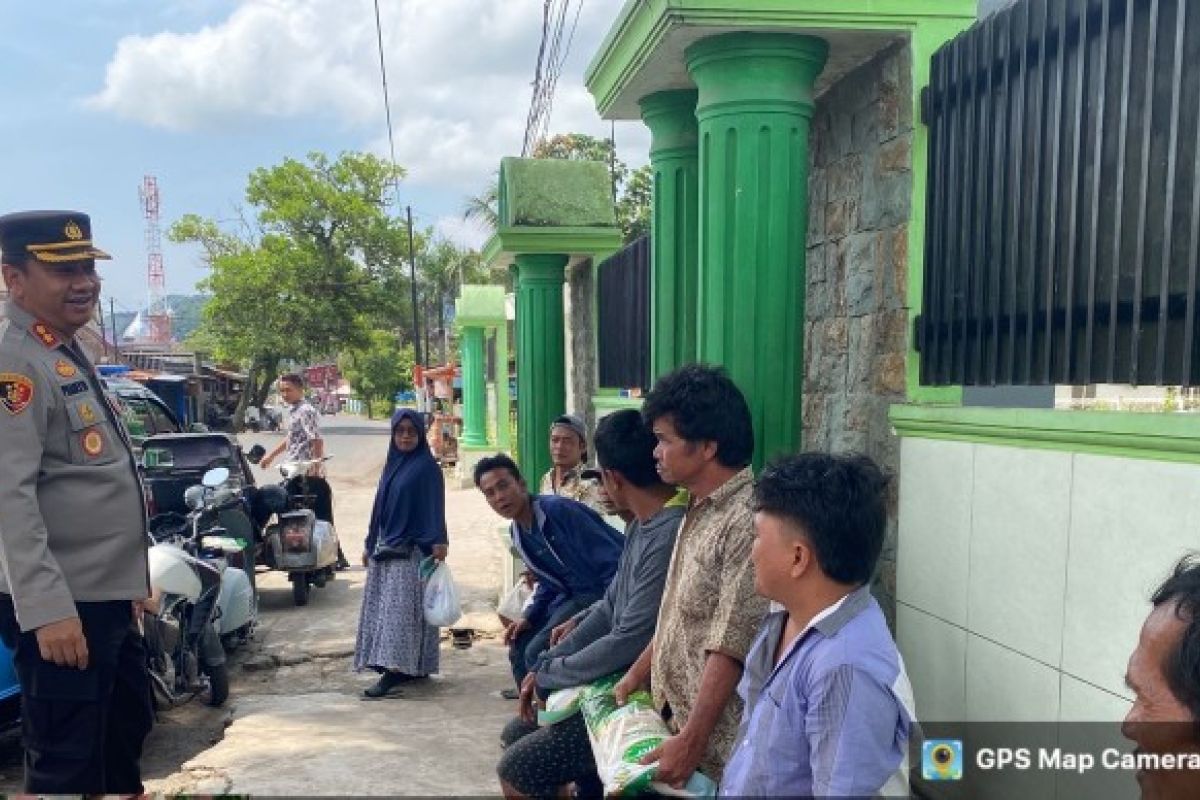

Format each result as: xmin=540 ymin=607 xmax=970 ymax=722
xmin=202 ymin=467 xmax=230 ymax=488
xmin=183 ymin=485 xmax=207 ymax=510
xmin=245 ymin=444 xmax=266 ymax=464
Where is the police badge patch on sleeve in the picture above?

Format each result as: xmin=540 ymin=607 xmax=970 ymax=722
xmin=81 ymin=428 xmax=104 ymax=457
xmin=0 ymin=373 xmax=34 ymax=415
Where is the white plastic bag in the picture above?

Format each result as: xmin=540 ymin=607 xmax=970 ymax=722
xmin=423 ymin=560 xmax=462 ymax=627
xmin=498 ymin=580 xmax=534 ymax=620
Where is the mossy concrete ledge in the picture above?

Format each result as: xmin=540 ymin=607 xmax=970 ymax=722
xmin=889 ymin=405 xmax=1200 ymax=465
xmin=482 ymin=157 xmax=624 ymax=271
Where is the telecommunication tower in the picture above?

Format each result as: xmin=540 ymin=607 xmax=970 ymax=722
xmin=139 ymin=175 xmax=172 ymax=343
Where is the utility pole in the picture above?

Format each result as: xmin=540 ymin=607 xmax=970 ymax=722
xmin=406 ymin=205 xmax=422 ymax=365
xmin=97 ymin=300 xmax=108 ymax=359
xmin=109 ymin=299 xmax=121 ymax=360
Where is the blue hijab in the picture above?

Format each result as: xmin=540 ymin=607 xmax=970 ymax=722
xmin=365 ymin=409 xmax=447 ymax=554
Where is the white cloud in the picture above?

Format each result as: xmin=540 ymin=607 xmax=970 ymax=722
xmin=86 ymin=0 xmax=647 ymax=193
xmin=434 ymin=215 xmax=490 ymax=251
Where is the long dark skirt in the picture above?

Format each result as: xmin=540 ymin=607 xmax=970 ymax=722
xmin=354 ymin=554 xmax=440 ymax=675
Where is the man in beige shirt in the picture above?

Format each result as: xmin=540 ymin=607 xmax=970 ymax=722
xmin=615 ymin=364 xmax=768 ymax=786
xmin=538 ymin=413 xmax=604 ymax=512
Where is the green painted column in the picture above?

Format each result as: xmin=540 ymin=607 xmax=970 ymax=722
xmin=687 ymin=32 xmax=828 ymax=468
xmin=495 ymin=322 xmax=511 ymax=451
xmin=515 ymin=253 xmax=567 ymax=484
xmin=640 ymin=89 xmax=700 ymax=380
xmin=460 ymin=326 xmax=487 ymax=448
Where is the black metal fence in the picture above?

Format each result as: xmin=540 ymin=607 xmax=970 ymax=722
xmin=596 ymin=235 xmax=651 ymax=390
xmin=918 ymin=0 xmax=1200 ymax=387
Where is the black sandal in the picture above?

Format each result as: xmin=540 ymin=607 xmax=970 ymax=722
xmin=362 ymin=672 xmax=407 ymax=699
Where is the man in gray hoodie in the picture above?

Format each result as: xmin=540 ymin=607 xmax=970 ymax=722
xmin=498 ymin=409 xmax=685 ymax=799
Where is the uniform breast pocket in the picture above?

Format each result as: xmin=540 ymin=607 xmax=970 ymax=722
xmin=65 ymin=399 xmax=122 ymax=465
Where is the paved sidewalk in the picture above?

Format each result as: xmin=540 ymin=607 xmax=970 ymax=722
xmin=150 ymin=425 xmax=519 ymax=795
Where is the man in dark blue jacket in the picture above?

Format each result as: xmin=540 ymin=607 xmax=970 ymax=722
xmin=474 ymin=453 xmax=624 ymax=691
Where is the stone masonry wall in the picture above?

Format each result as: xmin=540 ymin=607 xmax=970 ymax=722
xmin=566 ymin=258 xmax=598 ymax=441
xmin=804 ymin=42 xmax=913 ymax=628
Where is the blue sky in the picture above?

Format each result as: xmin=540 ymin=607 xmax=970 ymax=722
xmin=0 ymin=0 xmax=648 ymax=317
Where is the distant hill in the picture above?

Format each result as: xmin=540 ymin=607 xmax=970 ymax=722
xmin=109 ymin=294 xmax=209 ymax=343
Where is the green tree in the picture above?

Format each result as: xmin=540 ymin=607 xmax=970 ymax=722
xmin=462 ymin=174 xmax=499 ymax=230
xmin=169 ymin=151 xmax=408 ymax=423
xmin=617 ymin=164 xmax=652 ymax=242
xmin=339 ymin=331 xmax=415 ymax=419
xmin=532 ymin=133 xmax=629 ymax=189
xmin=418 ymin=236 xmax=495 ymax=364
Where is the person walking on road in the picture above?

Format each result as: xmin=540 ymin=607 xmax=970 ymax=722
xmin=355 ymin=409 xmax=449 ymax=699
xmin=0 ymin=210 xmax=154 ymax=794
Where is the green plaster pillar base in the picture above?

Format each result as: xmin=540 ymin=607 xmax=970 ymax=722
xmin=495 ymin=324 xmax=512 ymax=451
xmin=460 ymin=326 xmax=488 ymax=448
xmin=515 ymin=253 xmax=568 ymax=485
xmin=687 ymin=32 xmax=829 ymax=468
xmin=641 ymin=89 xmax=700 ymax=380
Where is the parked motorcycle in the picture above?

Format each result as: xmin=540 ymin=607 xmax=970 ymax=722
xmin=244 ymin=405 xmax=282 ymax=433
xmin=145 ymin=467 xmax=259 ymax=707
xmin=253 ymin=456 xmax=341 ymax=606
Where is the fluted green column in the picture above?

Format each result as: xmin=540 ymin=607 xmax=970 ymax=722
xmin=460 ymin=326 xmax=487 ymax=447
xmin=640 ymin=90 xmax=700 ymax=380
xmin=515 ymin=253 xmax=568 ymax=485
xmin=494 ymin=323 xmax=511 ymax=451
xmin=687 ymin=32 xmax=828 ymax=468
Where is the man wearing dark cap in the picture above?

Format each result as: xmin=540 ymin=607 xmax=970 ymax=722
xmin=0 ymin=210 xmax=153 ymax=793
xmin=539 ymin=413 xmax=603 ymax=512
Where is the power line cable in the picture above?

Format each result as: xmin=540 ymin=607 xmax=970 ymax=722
xmin=537 ymin=0 xmax=580 ymax=146
xmin=372 ymin=0 xmax=423 ymax=363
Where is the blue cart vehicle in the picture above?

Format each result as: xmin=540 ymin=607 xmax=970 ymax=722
xmin=0 ymin=639 xmax=19 ymax=727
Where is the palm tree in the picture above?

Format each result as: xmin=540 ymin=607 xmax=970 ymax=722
xmin=462 ymin=173 xmax=499 ymax=231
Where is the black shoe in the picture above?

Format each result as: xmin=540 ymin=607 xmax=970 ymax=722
xmin=336 ymin=558 xmax=351 ymax=571
xmin=500 ymin=687 xmax=520 ymax=700
xmin=363 ymin=672 xmax=406 ymax=699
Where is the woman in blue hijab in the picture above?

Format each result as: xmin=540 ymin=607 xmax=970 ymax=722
xmin=354 ymin=408 xmax=448 ymax=699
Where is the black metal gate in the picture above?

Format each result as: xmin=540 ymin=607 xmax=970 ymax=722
xmin=918 ymin=0 xmax=1200 ymax=387
xmin=597 ymin=235 xmax=651 ymax=390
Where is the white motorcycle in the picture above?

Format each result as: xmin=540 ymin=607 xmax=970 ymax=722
xmin=145 ymin=467 xmax=258 ymax=707
xmin=251 ymin=455 xmax=342 ymax=606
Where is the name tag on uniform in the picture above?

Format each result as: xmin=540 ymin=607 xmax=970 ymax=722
xmin=60 ymin=380 xmax=89 ymax=398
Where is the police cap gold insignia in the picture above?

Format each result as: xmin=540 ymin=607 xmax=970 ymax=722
xmin=0 ymin=210 xmax=112 ymax=265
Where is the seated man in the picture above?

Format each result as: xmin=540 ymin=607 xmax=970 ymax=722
xmin=497 ymin=410 xmax=686 ymax=799
xmin=474 ymin=454 xmax=624 ymax=691
xmin=540 ymin=414 xmax=604 ymax=512
xmin=719 ymin=453 xmax=915 ymax=798
xmin=1122 ymin=556 xmax=1200 ymax=799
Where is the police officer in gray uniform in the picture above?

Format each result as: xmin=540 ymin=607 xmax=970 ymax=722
xmin=0 ymin=210 xmax=153 ymax=793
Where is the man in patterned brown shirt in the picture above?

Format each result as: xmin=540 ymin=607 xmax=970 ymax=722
xmin=614 ymin=364 xmax=768 ymax=786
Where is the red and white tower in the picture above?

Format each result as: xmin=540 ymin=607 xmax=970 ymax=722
xmin=139 ymin=175 xmax=172 ymax=344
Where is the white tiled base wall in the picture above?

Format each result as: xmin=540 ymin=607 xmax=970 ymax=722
xmin=897 ymin=437 xmax=1200 ymax=722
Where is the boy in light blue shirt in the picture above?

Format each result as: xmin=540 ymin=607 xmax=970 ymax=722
xmin=720 ymin=453 xmax=916 ymax=798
